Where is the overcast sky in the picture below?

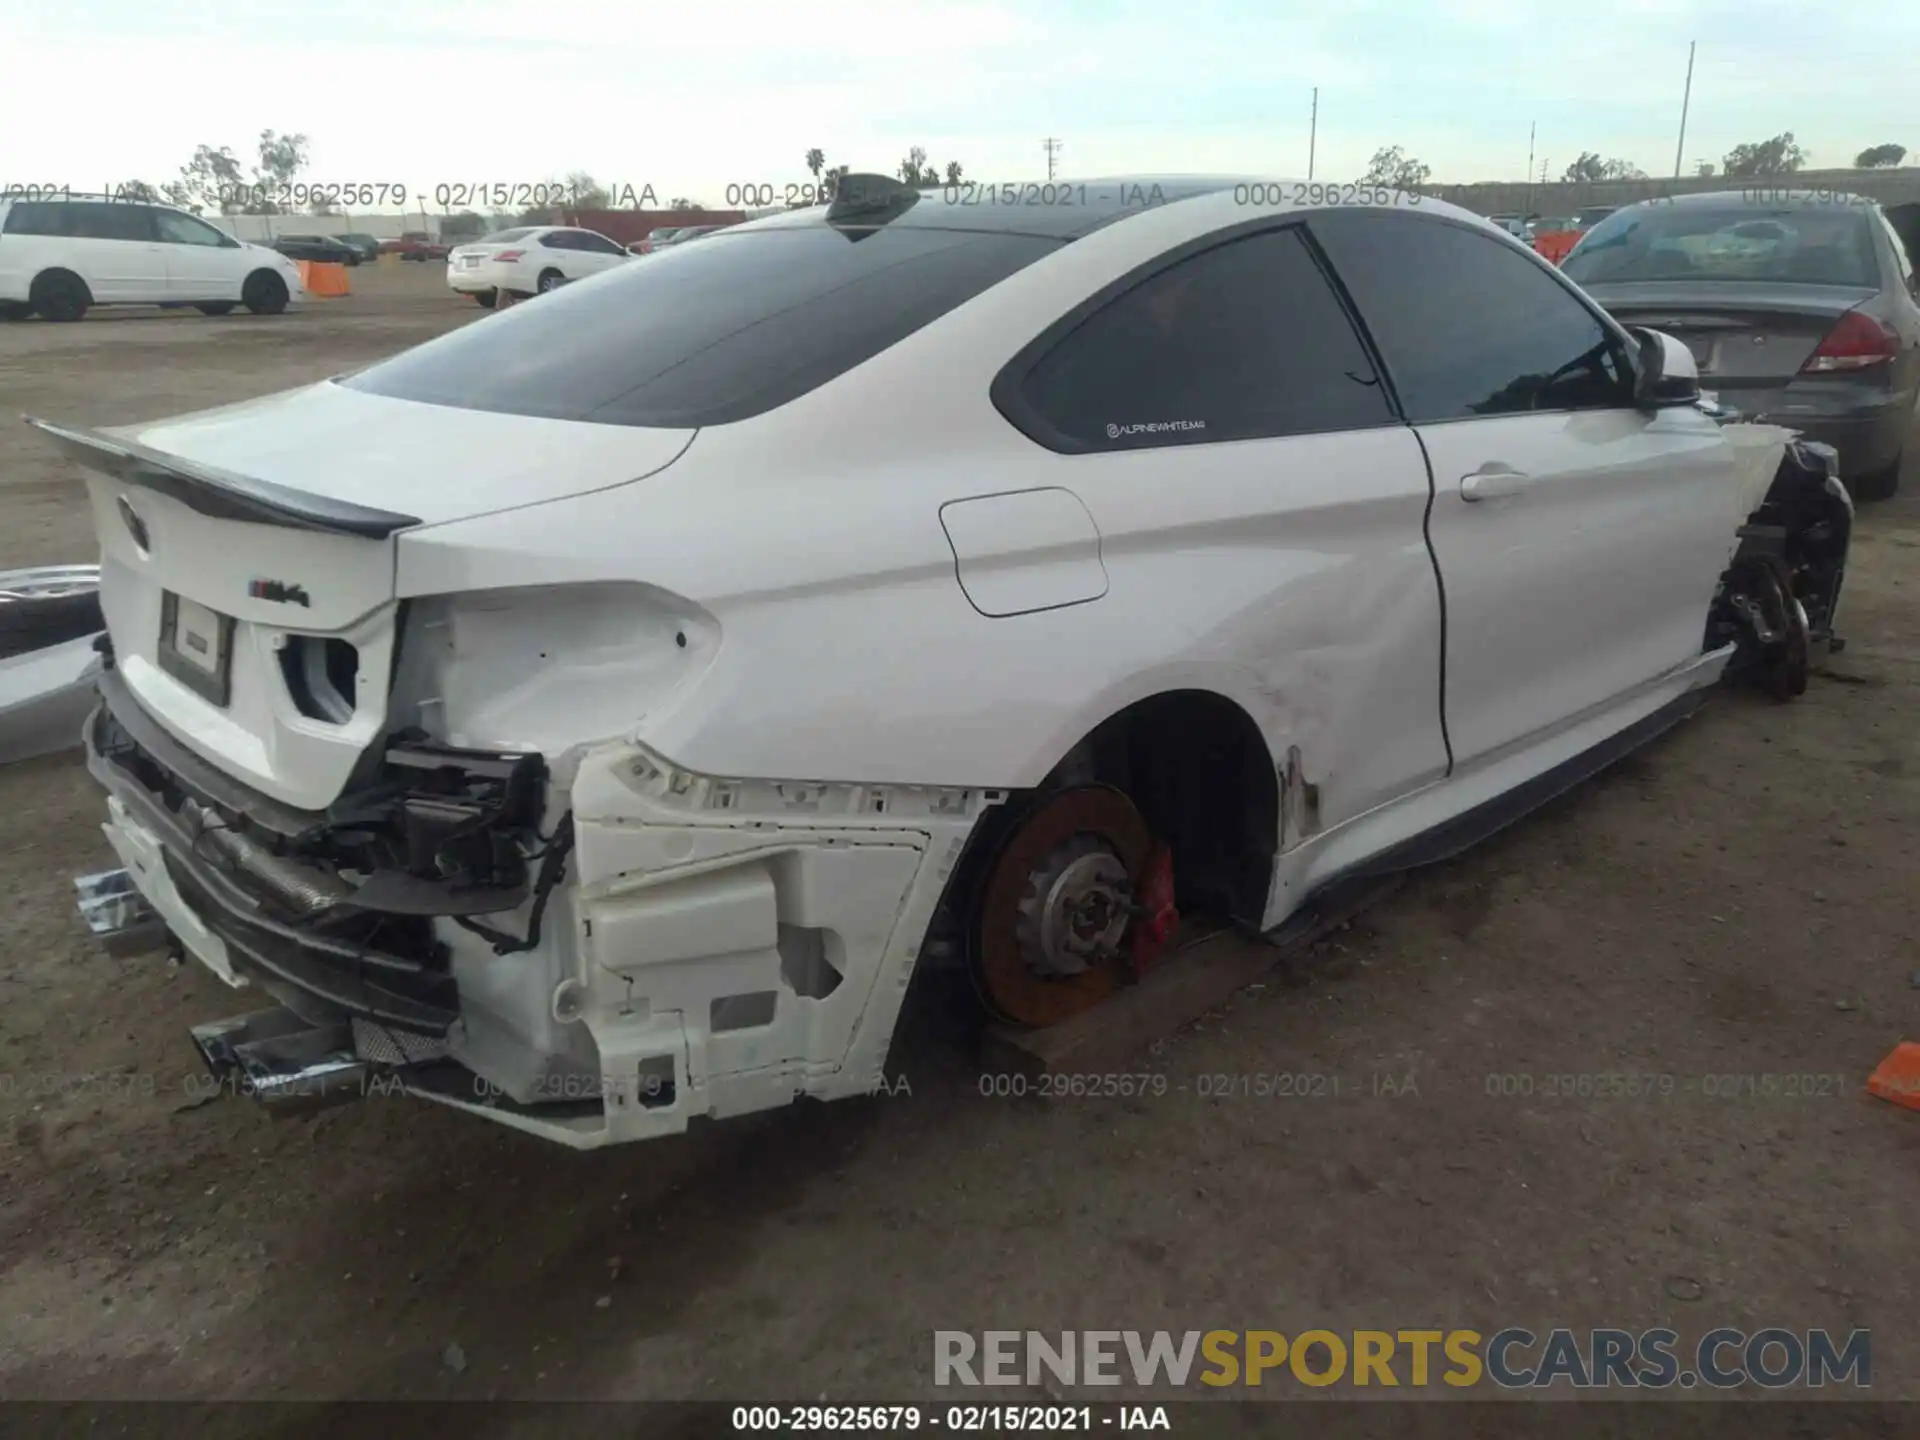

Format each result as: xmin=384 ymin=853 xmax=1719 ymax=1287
xmin=6 ymin=0 xmax=1916 ymax=207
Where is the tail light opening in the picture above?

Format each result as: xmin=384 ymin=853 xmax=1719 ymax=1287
xmin=494 ymin=249 xmax=525 ymax=263
xmin=1801 ymin=310 xmax=1899 ymax=373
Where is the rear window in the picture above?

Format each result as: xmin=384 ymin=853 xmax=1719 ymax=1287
xmin=344 ymin=224 xmax=1061 ymax=427
xmin=3 ymin=201 xmax=66 ymax=235
xmin=480 ymin=228 xmax=535 ymax=243
xmin=1565 ymin=204 xmax=1879 ymax=287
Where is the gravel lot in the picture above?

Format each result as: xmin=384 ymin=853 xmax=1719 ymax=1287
xmin=1 ymin=260 xmax=1917 ymax=1410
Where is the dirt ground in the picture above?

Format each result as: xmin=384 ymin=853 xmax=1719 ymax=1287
xmin=1 ymin=260 xmax=1916 ymax=1413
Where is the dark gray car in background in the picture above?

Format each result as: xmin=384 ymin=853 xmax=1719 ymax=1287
xmin=1564 ymin=190 xmax=1920 ymax=499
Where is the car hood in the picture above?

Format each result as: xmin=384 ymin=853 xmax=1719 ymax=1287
xmin=63 ymin=380 xmax=696 ymax=531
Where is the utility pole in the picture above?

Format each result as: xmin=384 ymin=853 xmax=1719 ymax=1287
xmin=1673 ymin=41 xmax=1695 ymax=179
xmin=1043 ymin=137 xmax=1063 ymax=182
xmin=1308 ymin=88 xmax=1318 ymax=180
xmin=1524 ymin=120 xmax=1536 ymax=216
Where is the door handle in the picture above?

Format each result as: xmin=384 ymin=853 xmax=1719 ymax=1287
xmin=1460 ymin=466 xmax=1530 ymax=502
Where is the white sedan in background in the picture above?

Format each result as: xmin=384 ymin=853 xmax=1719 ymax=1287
xmin=445 ymin=225 xmax=633 ymax=307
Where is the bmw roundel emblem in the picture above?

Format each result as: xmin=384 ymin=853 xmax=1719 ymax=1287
xmin=117 ymin=495 xmax=150 ymax=553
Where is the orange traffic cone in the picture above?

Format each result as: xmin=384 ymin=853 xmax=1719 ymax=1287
xmin=304 ymin=262 xmax=351 ymax=298
xmin=1866 ymin=1042 xmax=1920 ymax=1111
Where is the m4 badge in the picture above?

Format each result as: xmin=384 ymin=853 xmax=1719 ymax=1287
xmin=247 ymin=578 xmax=311 ymax=607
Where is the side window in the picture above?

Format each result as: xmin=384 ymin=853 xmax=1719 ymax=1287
xmin=580 ymin=231 xmax=625 ymax=254
xmin=542 ymin=230 xmax=578 ymax=251
xmin=1008 ymin=226 xmax=1395 ymax=451
xmin=1311 ymin=211 xmax=1631 ymax=423
xmin=157 ymin=213 xmax=230 ymax=247
xmin=68 ymin=202 xmax=155 ymax=243
xmin=2 ymin=201 xmax=68 ymax=236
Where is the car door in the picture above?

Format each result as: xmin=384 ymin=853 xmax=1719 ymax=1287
xmin=991 ymin=222 xmax=1449 ymax=836
xmin=538 ymin=229 xmax=588 ymax=280
xmin=1309 ymin=209 xmax=1742 ymax=771
xmin=151 ymin=207 xmax=245 ymax=300
xmin=63 ymin=200 xmax=167 ymax=301
xmin=572 ymin=228 xmax=631 ymax=273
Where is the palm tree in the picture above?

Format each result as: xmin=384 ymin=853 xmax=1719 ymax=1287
xmin=944 ymin=161 xmax=963 ymax=185
xmin=805 ymin=148 xmax=826 ymax=179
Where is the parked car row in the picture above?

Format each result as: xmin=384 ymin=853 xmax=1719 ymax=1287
xmin=388 ymin=232 xmax=452 ymax=262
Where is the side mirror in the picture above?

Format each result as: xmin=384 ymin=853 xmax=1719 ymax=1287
xmin=1630 ymin=326 xmax=1701 ymax=409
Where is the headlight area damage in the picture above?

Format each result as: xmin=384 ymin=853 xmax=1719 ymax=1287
xmin=1707 ymin=432 xmax=1853 ymax=701
xmin=82 ymin=651 xmax=993 ymax=1148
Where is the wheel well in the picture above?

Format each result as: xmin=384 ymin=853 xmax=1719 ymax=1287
xmin=900 ymin=690 xmax=1279 ymax=1043
xmin=1055 ymin=690 xmax=1278 ymax=927
xmin=245 ymin=267 xmax=286 ymax=289
xmin=928 ymin=690 xmax=1279 ymax=954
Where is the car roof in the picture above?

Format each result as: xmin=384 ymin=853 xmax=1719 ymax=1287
xmin=1619 ymin=188 xmax=1877 ymax=211
xmin=725 ymin=175 xmax=1489 ymax=243
xmin=731 ymin=175 xmax=1229 ymax=240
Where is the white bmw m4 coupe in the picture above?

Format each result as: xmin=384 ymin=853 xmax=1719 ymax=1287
xmin=32 ymin=174 xmax=1852 ymax=1147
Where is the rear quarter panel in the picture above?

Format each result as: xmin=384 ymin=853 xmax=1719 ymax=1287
xmin=396 ymin=191 xmax=1449 ymax=828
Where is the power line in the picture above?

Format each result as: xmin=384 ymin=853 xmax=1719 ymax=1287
xmin=1043 ymin=137 xmax=1063 ymax=182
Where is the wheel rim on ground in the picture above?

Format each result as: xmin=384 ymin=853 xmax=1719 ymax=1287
xmin=970 ymin=785 xmax=1153 ymax=1028
xmin=0 ymin=565 xmax=101 ymax=603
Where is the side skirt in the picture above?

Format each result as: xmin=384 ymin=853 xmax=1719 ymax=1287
xmin=1267 ymin=678 xmax=1713 ymax=945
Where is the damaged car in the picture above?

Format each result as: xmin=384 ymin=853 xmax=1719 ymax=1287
xmin=33 ymin=176 xmax=1854 ymax=1147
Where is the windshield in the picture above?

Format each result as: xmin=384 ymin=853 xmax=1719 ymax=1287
xmin=1564 ymin=204 xmax=1879 ymax=287
xmin=478 ymin=227 xmax=536 ymax=244
xmin=344 ymin=223 xmax=1060 ymax=427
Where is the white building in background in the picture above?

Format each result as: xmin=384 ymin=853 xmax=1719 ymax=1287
xmin=207 ymin=212 xmax=522 ymax=242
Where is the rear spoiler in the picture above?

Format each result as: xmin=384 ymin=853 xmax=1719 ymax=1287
xmin=24 ymin=417 xmax=422 ymax=539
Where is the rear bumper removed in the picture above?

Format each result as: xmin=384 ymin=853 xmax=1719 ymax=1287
xmin=81 ymin=670 xmax=993 ymax=1147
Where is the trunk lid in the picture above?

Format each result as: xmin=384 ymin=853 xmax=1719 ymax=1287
xmin=1585 ymin=281 xmax=1877 ymax=388
xmin=31 ymin=385 xmax=694 ymax=809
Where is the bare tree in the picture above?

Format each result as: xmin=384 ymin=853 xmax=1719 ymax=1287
xmin=248 ymin=129 xmax=310 ymax=212
xmin=1564 ymin=153 xmax=1648 ymax=182
xmin=1362 ymin=145 xmax=1430 ymax=189
xmin=564 ymin=171 xmax=610 ymax=208
xmin=168 ymin=144 xmax=246 ymax=214
xmin=1723 ymin=133 xmax=1808 ymax=178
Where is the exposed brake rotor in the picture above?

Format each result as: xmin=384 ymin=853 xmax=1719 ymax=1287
xmin=971 ymin=785 xmax=1153 ymax=1028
